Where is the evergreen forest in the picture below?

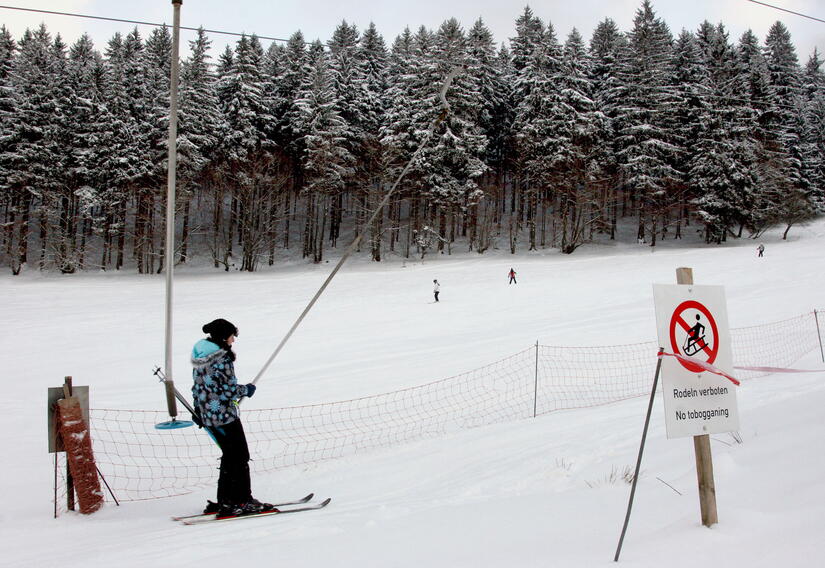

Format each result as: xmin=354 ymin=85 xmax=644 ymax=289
xmin=1 ymin=1 xmax=823 ymax=274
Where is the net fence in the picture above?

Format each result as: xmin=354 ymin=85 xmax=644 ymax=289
xmin=55 ymin=310 xmax=824 ymax=512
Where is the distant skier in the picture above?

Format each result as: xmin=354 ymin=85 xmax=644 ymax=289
xmin=508 ymin=268 xmax=517 ymax=284
xmin=757 ymin=243 xmax=765 ymax=257
xmin=433 ymin=279 xmax=440 ymax=302
xmin=192 ymin=318 xmax=273 ymax=517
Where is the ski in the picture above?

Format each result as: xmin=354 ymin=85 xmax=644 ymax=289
xmin=172 ymin=493 xmax=315 ymax=522
xmin=181 ymin=498 xmax=331 ymax=525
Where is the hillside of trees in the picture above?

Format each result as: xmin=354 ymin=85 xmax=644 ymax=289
xmin=1 ymin=1 xmax=823 ymax=274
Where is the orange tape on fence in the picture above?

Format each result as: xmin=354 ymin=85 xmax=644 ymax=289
xmin=734 ymin=365 xmax=824 ymax=374
xmin=658 ymin=351 xmax=741 ymax=386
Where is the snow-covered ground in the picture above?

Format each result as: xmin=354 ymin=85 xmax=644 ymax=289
xmin=2 ymin=219 xmax=824 ymax=567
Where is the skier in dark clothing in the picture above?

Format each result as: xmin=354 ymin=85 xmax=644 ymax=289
xmin=508 ymin=268 xmax=517 ymax=284
xmin=757 ymin=243 xmax=765 ymax=257
xmin=192 ymin=318 xmax=273 ymax=517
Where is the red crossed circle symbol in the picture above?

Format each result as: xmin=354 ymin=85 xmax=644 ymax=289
xmin=668 ymin=300 xmax=719 ymax=373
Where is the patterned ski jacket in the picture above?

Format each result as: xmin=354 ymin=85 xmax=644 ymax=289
xmin=191 ymin=338 xmax=250 ymax=427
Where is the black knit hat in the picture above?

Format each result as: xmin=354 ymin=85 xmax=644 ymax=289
xmin=202 ymin=318 xmax=238 ymax=341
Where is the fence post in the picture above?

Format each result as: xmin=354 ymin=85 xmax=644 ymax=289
xmin=676 ymin=267 xmax=718 ymax=528
xmin=533 ymin=341 xmax=539 ymax=418
xmin=815 ymin=310 xmax=824 ymax=363
xmin=64 ymin=376 xmax=75 ymax=512
xmin=53 ymin=452 xmax=58 ymax=519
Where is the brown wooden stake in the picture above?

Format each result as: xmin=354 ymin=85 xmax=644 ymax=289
xmin=53 ymin=452 xmax=58 ymax=519
xmin=676 ymin=268 xmax=718 ymax=527
xmin=63 ymin=376 xmax=75 ymax=512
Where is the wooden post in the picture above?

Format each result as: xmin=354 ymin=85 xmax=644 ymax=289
xmin=533 ymin=341 xmax=539 ymax=418
xmin=676 ymin=267 xmax=718 ymax=527
xmin=63 ymin=376 xmax=75 ymax=512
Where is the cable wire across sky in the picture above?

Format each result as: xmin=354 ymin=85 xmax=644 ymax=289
xmin=745 ymin=1 xmax=825 ymax=25
xmin=2 ymin=1 xmax=821 ymax=51
xmin=0 ymin=4 xmax=290 ymax=43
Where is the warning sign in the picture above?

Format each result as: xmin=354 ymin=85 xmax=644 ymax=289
xmin=653 ymin=284 xmax=739 ymax=438
xmin=669 ymin=300 xmax=719 ymax=373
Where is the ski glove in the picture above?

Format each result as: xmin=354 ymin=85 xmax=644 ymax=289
xmin=245 ymin=383 xmax=256 ymax=398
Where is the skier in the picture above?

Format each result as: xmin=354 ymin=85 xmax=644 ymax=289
xmin=508 ymin=268 xmax=517 ymax=284
xmin=757 ymin=243 xmax=765 ymax=257
xmin=433 ymin=279 xmax=440 ymax=302
xmin=192 ymin=318 xmax=273 ymax=517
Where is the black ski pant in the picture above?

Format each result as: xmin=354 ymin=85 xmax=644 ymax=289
xmin=211 ymin=419 xmax=252 ymax=505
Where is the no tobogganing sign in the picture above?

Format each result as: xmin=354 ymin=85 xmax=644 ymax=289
xmin=653 ymin=284 xmax=740 ymax=438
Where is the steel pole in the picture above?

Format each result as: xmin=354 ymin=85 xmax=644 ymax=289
xmin=614 ymin=348 xmax=664 ymax=562
xmin=163 ymin=0 xmax=183 ymax=418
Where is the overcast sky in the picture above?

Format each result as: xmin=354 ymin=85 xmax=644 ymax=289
xmin=1 ymin=1 xmax=824 ymax=63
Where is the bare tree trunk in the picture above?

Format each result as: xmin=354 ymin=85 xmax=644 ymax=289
xmin=528 ymin=190 xmax=537 ymax=251
xmin=212 ymin=186 xmax=222 ymax=269
xmin=370 ymin=181 xmax=382 ymax=262
xmin=9 ymin=192 xmax=32 ymax=274
xmin=115 ymin=199 xmax=126 ymax=270
xmin=228 ymin=193 xmax=237 ymax=261
xmin=314 ymin=194 xmax=328 ymax=263
xmin=180 ymin=195 xmax=191 ymax=264
xmin=437 ymin=208 xmax=447 ymax=253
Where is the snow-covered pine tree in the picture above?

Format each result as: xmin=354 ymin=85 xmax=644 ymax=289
xmin=358 ymin=22 xmax=389 ymax=260
xmin=295 ymin=40 xmax=355 ymax=263
xmin=262 ymin=32 xmax=308 ymax=254
xmin=761 ymin=21 xmax=815 ymax=238
xmin=0 ymin=25 xmax=20 ymax=273
xmin=732 ymin=28 xmax=775 ymax=236
xmin=42 ymin=33 xmax=102 ymax=273
xmin=99 ymin=30 xmax=151 ymax=270
xmin=215 ymin=35 xmax=276 ymax=271
xmin=327 ymin=21 xmax=365 ymax=248
xmin=616 ymin=0 xmax=679 ymax=247
xmin=419 ymin=18 xmax=487 ymax=255
xmin=178 ymin=28 xmax=225 ymax=264
xmin=554 ymin=28 xmax=602 ymax=253
xmin=136 ymin=26 xmax=174 ymax=274
xmin=6 ymin=25 xmax=60 ymax=273
xmin=493 ymin=42 xmax=516 ymax=209
xmin=65 ymin=34 xmax=110 ymax=271
xmin=508 ymin=7 xmax=546 ymax=253
xmin=279 ymin=32 xmax=309 ymax=176
xmin=510 ymin=6 xmax=545 ymax=77
xmin=800 ymin=50 xmax=825 ymax=210
xmin=465 ymin=18 xmax=507 ymax=253
xmin=691 ymin=23 xmax=757 ymax=243
xmin=380 ymin=26 xmax=436 ymax=258
xmin=669 ymin=29 xmax=709 ymax=240
xmin=588 ymin=18 xmax=627 ymax=240
xmin=255 ymin=40 xmax=293 ymax=265
xmin=512 ymin=18 xmax=562 ymax=252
